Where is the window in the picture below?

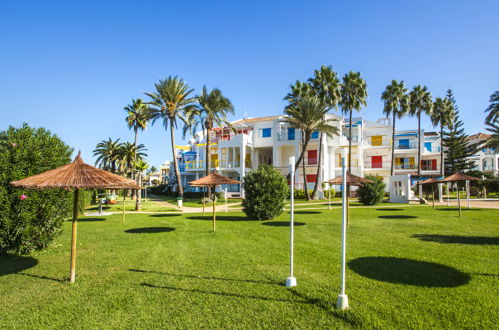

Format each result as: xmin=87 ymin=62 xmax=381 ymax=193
xmin=311 ymin=130 xmax=319 ymax=139
xmin=421 ymin=159 xmax=437 ymax=171
xmin=308 ymin=150 xmax=318 ymax=165
xmin=371 ymin=136 xmax=382 ymax=146
xmin=398 ymin=139 xmax=409 ymax=149
xmin=425 ymin=142 xmax=432 ymax=152
xmin=371 ymin=156 xmax=382 ymax=168
xmin=259 ymin=128 xmax=272 ymax=138
xmin=288 ymin=127 xmax=295 ymax=140
xmin=306 ymin=174 xmax=317 ymax=183
xmin=395 ymin=157 xmax=415 ymax=169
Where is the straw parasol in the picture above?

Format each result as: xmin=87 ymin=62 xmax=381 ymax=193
xmin=189 ymin=172 xmax=239 ymax=232
xmin=440 ymin=172 xmax=480 ymax=217
xmin=418 ymin=178 xmax=441 ymax=210
xmin=11 ymin=151 xmax=140 ymax=282
xmin=325 ymin=173 xmax=373 ymax=225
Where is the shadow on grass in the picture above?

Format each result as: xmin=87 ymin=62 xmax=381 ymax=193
xmin=18 ymin=273 xmax=65 ymax=283
xmin=129 ymin=269 xmax=278 ymax=285
xmin=68 ymin=217 xmax=106 ymax=222
xmin=262 ymin=221 xmax=306 ymax=227
xmin=348 ymin=257 xmax=470 ymax=287
xmin=378 ymin=215 xmax=417 ymax=219
xmin=149 ymin=214 xmax=182 ymax=218
xmin=125 ymin=227 xmax=176 ymax=234
xmin=141 ymin=282 xmax=306 ymax=304
xmin=0 ymin=256 xmax=38 ymax=276
xmin=186 ymin=215 xmax=257 ymax=222
xmin=412 ymin=234 xmax=499 ymax=245
xmin=376 ymin=208 xmax=404 ymax=211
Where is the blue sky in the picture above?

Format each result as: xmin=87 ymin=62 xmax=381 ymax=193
xmin=1 ymin=0 xmax=498 ymax=168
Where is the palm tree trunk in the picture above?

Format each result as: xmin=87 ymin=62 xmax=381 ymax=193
xmin=301 ymin=134 xmax=310 ymax=200
xmin=132 ymin=127 xmax=138 ymax=201
xmin=440 ymin=124 xmax=444 ymax=175
xmin=391 ymin=113 xmax=396 ymax=176
xmin=311 ymin=132 xmax=323 ymax=199
xmin=170 ymin=118 xmax=184 ymax=197
xmin=286 ymin=133 xmax=310 ymax=182
xmin=417 ymin=111 xmax=421 ymax=176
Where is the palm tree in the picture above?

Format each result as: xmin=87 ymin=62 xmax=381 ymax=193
xmin=485 ymin=91 xmax=499 ymax=149
xmin=196 ymin=86 xmax=235 ymax=176
xmin=117 ymin=142 xmax=147 ymax=177
xmin=432 ymin=97 xmax=455 ymax=175
xmin=134 ymin=159 xmax=149 ymax=211
xmin=283 ymin=96 xmax=338 ymax=200
xmin=146 ymin=76 xmax=197 ymax=197
xmin=409 ymin=85 xmax=433 ymax=175
xmin=340 ymin=71 xmax=368 ymax=172
xmin=93 ymin=138 xmax=121 ymax=173
xmin=307 ymin=66 xmax=341 ymax=198
xmin=381 ymin=80 xmax=409 ymax=176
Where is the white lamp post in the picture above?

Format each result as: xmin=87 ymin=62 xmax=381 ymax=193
xmin=286 ymin=156 xmax=297 ymax=287
xmin=336 ymin=150 xmax=349 ymax=310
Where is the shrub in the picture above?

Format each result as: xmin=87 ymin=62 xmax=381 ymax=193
xmin=242 ymin=165 xmax=288 ymax=220
xmin=293 ymin=189 xmax=313 ymax=199
xmin=357 ymin=175 xmax=386 ymax=205
xmin=323 ymin=188 xmax=336 ymax=199
xmin=0 ymin=124 xmax=73 ymax=255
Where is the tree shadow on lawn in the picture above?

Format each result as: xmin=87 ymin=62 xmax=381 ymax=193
xmin=186 ymin=215 xmax=258 ymax=222
xmin=348 ymin=257 xmax=470 ymax=287
xmin=262 ymin=221 xmax=306 ymax=227
xmin=149 ymin=214 xmax=181 ymax=218
xmin=0 ymin=255 xmax=38 ymax=276
xmin=376 ymin=208 xmax=404 ymax=211
xmin=378 ymin=215 xmax=418 ymax=219
xmin=411 ymin=234 xmax=499 ymax=245
xmin=124 ymin=227 xmax=176 ymax=234
xmin=129 ymin=269 xmax=279 ymax=285
xmin=68 ymin=217 xmax=106 ymax=222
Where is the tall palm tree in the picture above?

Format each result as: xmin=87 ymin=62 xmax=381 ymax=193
xmin=196 ymin=86 xmax=235 ymax=176
xmin=381 ymin=80 xmax=409 ymax=176
xmin=484 ymin=91 xmax=499 ymax=149
xmin=283 ymin=96 xmax=338 ymax=200
xmin=409 ymin=85 xmax=433 ymax=175
xmin=340 ymin=71 xmax=368 ymax=172
xmin=432 ymin=97 xmax=455 ymax=175
xmin=93 ymin=138 xmax=121 ymax=173
xmin=307 ymin=66 xmax=341 ymax=198
xmin=146 ymin=76 xmax=197 ymax=197
xmin=134 ymin=159 xmax=149 ymax=211
xmin=117 ymin=142 xmax=147 ymax=176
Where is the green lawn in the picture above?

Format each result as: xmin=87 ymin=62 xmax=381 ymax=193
xmin=152 ymin=195 xmax=243 ymax=208
xmin=1 ymin=206 xmax=498 ymax=328
xmin=85 ymin=199 xmax=180 ymax=212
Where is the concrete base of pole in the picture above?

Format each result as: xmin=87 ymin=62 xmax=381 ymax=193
xmin=285 ymin=276 xmax=297 ymax=287
xmin=336 ymin=294 xmax=349 ymax=310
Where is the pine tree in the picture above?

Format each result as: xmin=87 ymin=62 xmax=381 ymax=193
xmin=443 ymin=100 xmax=475 ymax=174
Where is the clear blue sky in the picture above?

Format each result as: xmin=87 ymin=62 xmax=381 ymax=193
xmin=1 ymin=0 xmax=498 ymax=168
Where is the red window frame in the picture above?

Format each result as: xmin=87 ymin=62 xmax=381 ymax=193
xmin=371 ymin=156 xmax=383 ymax=168
xmin=307 ymin=150 xmax=318 ymax=165
xmin=306 ymin=174 xmax=317 ymax=183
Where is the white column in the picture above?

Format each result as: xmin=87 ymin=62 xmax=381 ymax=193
xmin=438 ymin=183 xmax=443 ymax=203
xmin=336 ymin=149 xmax=348 ymax=310
xmin=240 ymin=145 xmax=246 ymax=198
xmin=286 ymin=156 xmax=297 ymax=288
xmin=466 ymin=180 xmax=470 ymax=208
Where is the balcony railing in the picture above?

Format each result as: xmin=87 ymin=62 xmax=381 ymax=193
xmin=364 ymin=140 xmax=391 ymax=147
xmin=424 ymin=146 xmax=441 ymax=153
xmin=421 ymin=166 xmax=438 ymax=171
xmin=363 ymin=161 xmax=391 ymax=169
xmin=219 ymin=160 xmax=240 ymax=168
xmin=342 ymin=133 xmax=359 ymax=143
xmin=395 ymin=142 xmax=418 ymax=150
xmin=394 ymin=164 xmax=417 ymax=170
xmin=483 ymin=165 xmax=494 ymax=170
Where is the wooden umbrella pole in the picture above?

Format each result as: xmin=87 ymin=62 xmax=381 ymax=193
xmin=122 ymin=192 xmax=125 ymax=222
xmin=432 ymin=185 xmax=435 ymax=210
xmin=457 ymin=184 xmax=462 ymax=217
xmin=212 ymin=189 xmax=216 ymax=232
xmin=70 ymin=189 xmax=79 ymax=283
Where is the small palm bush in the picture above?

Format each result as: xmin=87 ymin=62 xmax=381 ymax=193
xmin=357 ymin=175 xmax=386 ymax=205
xmin=242 ymin=165 xmax=288 ymax=220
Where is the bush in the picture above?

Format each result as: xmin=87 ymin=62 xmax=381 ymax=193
xmin=242 ymin=165 xmax=288 ymax=220
xmin=293 ymin=189 xmax=313 ymax=199
xmin=357 ymin=175 xmax=386 ymax=205
xmin=323 ymin=188 xmax=336 ymax=199
xmin=0 ymin=124 xmax=73 ymax=255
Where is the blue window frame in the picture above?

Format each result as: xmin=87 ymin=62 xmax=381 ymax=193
xmin=287 ymin=127 xmax=295 ymax=140
xmin=311 ymin=130 xmax=319 ymax=139
xmin=425 ymin=142 xmax=432 ymax=152
xmin=260 ymin=128 xmax=272 ymax=138
xmin=398 ymin=139 xmax=409 ymax=149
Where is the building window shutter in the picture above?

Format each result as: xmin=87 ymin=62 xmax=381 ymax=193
xmin=308 ymin=150 xmax=318 ymax=165
xmin=372 ymin=156 xmax=382 ymax=168
xmin=288 ymin=128 xmax=295 ymax=140
xmin=371 ymin=136 xmax=382 ymax=146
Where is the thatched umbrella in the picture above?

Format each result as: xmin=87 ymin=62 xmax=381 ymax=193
xmin=325 ymin=173 xmax=373 ymax=225
xmin=440 ymin=173 xmax=480 ymax=217
xmin=11 ymin=152 xmax=140 ymax=282
xmin=418 ymin=178 xmax=441 ymax=210
xmin=189 ymin=172 xmax=239 ymax=232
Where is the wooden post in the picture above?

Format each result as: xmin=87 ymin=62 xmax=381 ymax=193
xmin=122 ymin=192 xmax=125 ymax=222
xmin=70 ymin=189 xmax=79 ymax=283
xmin=328 ymin=183 xmax=331 ymax=210
xmin=212 ymin=189 xmax=216 ymax=232
xmin=432 ymin=185 xmax=435 ymax=210
xmin=457 ymin=183 xmax=462 ymax=217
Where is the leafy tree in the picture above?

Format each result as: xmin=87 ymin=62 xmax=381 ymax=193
xmin=409 ymin=85 xmax=433 ymax=175
xmin=146 ymin=76 xmax=197 ymax=197
xmin=357 ymin=175 xmax=386 ymax=205
xmin=381 ymin=80 xmax=409 ymax=175
xmin=242 ymin=165 xmax=288 ymax=220
xmin=484 ymin=91 xmax=499 ymax=149
xmin=443 ymin=110 xmax=475 ymax=174
xmin=432 ymin=92 xmax=455 ymax=175
xmin=0 ymin=124 xmax=73 ymax=255
xmin=93 ymin=138 xmax=121 ymax=172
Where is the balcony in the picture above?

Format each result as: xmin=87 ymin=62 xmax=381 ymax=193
xmin=395 ymin=142 xmax=418 ymax=150
xmin=394 ymin=164 xmax=417 ymax=170
xmin=483 ymin=165 xmax=494 ymax=171
xmin=424 ymin=145 xmax=441 ymax=153
xmin=364 ymin=139 xmax=391 ymax=147
xmin=219 ymin=160 xmax=240 ymax=168
xmin=363 ymin=161 xmax=391 ymax=170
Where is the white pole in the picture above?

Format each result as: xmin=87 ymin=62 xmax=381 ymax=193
xmin=225 ymin=187 xmax=228 ymax=213
xmin=328 ymin=183 xmax=332 ymax=210
xmin=447 ymin=182 xmax=450 ymax=207
xmin=466 ymin=180 xmax=470 ymax=208
xmin=286 ymin=156 xmax=297 ymax=287
xmin=336 ymin=150 xmax=348 ymax=310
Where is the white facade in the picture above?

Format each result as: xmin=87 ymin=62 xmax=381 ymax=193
xmin=466 ymin=133 xmax=498 ymax=176
xmin=171 ymin=114 xmax=444 ymax=197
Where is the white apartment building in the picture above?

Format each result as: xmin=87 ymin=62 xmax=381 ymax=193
xmin=170 ymin=114 xmax=443 ymax=197
xmin=466 ymin=133 xmax=498 ymax=175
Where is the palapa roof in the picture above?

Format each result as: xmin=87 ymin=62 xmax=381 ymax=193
xmin=418 ymin=178 xmax=441 ymax=185
xmin=10 ymin=152 xmax=141 ymax=190
xmin=189 ymin=172 xmax=240 ymax=187
xmin=325 ymin=172 xmax=373 ymax=186
xmin=440 ymin=172 xmax=481 ymax=182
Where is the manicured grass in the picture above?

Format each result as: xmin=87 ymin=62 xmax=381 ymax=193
xmin=1 ymin=206 xmax=498 ymax=328
xmin=152 ymin=195 xmax=243 ymax=208
xmin=85 ymin=199 xmax=180 ymax=212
